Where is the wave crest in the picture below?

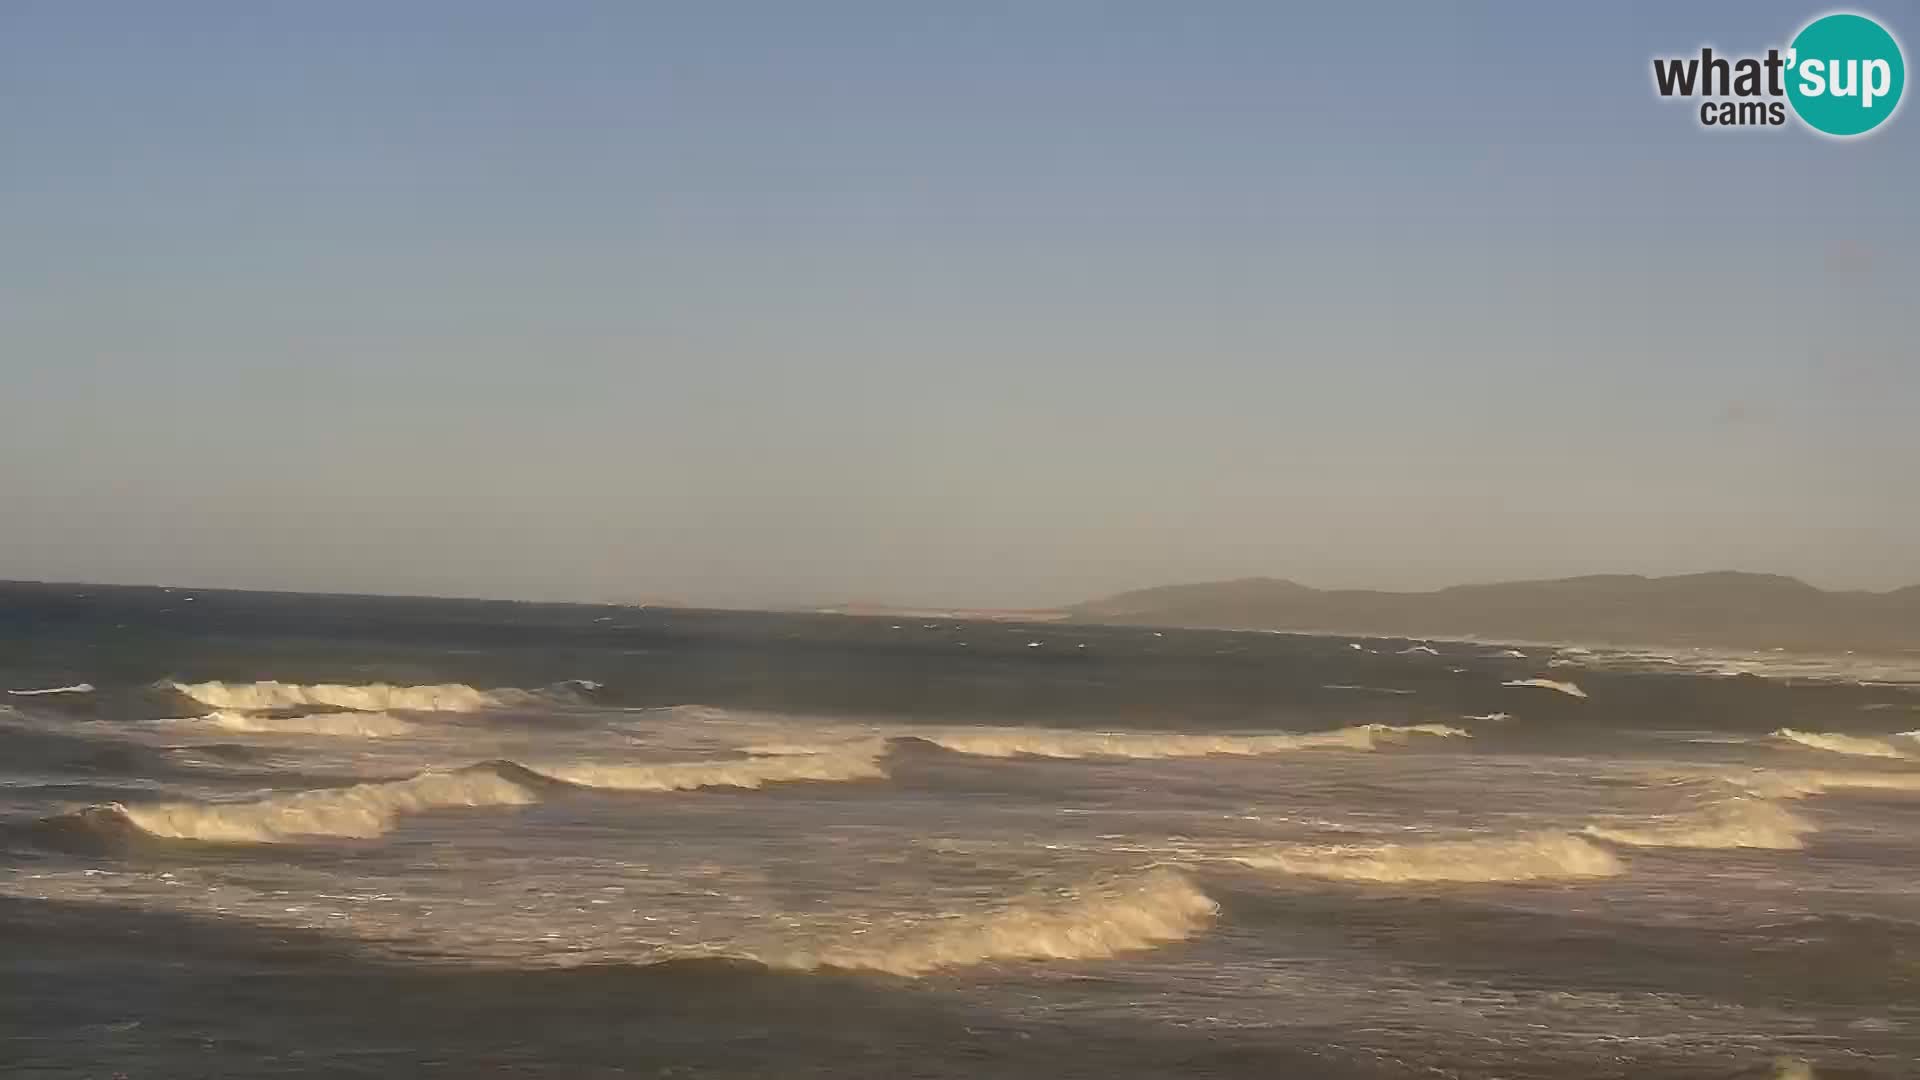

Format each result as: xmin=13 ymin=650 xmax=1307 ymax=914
xmin=531 ymin=749 xmax=887 ymax=791
xmin=920 ymin=723 xmax=1468 ymax=760
xmin=7 ymin=683 xmax=95 ymax=696
xmin=185 ymin=709 xmax=418 ymax=737
xmin=1774 ymin=728 xmax=1913 ymax=760
xmin=1727 ymin=768 xmax=1920 ymax=799
xmin=116 ymin=767 xmax=539 ymax=843
xmin=171 ymin=680 xmax=513 ymax=714
xmin=1502 ymin=678 xmax=1588 ymax=698
xmin=1584 ymin=798 xmax=1814 ymax=850
xmin=1235 ymin=832 xmax=1623 ymax=883
xmin=89 ymin=748 xmax=888 ymax=844
xmin=762 ymin=869 xmax=1216 ymax=976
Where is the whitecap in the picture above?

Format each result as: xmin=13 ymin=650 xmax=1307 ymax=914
xmin=919 ymin=723 xmax=1467 ymax=761
xmin=1235 ymin=832 xmax=1623 ymax=883
xmin=6 ymin=683 xmax=95 ymax=696
xmin=759 ymin=869 xmax=1215 ymax=976
xmin=1502 ymin=678 xmax=1587 ymax=698
xmin=172 ymin=680 xmax=515 ymax=714
xmin=1584 ymin=798 xmax=1814 ymax=850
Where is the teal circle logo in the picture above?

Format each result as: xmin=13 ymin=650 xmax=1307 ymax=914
xmin=1787 ymin=13 xmax=1905 ymax=136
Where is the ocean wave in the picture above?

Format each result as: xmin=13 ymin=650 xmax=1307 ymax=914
xmin=1502 ymin=678 xmax=1587 ymax=698
xmin=739 ymin=734 xmax=895 ymax=758
xmin=1234 ymin=832 xmax=1623 ymax=883
xmin=6 ymin=683 xmax=95 ymax=696
xmin=75 ymin=748 xmax=889 ymax=844
xmin=112 ymin=767 xmax=540 ymax=843
xmin=180 ymin=709 xmax=418 ymax=737
xmin=1774 ymin=729 xmax=1912 ymax=760
xmin=918 ymin=723 xmax=1468 ymax=760
xmin=758 ymin=869 xmax=1216 ymax=976
xmin=1584 ymin=798 xmax=1814 ymax=850
xmin=170 ymin=680 xmax=516 ymax=714
xmin=1727 ymin=768 xmax=1920 ymax=800
xmin=530 ymin=748 xmax=887 ymax=791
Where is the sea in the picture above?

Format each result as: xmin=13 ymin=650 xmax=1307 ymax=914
xmin=3 ymin=581 xmax=1919 ymax=1079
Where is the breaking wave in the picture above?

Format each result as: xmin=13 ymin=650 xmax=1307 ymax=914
xmin=531 ymin=748 xmax=887 ymax=791
xmin=113 ymin=767 xmax=540 ymax=843
xmin=1727 ymin=768 xmax=1920 ymax=800
xmin=1584 ymin=797 xmax=1814 ymax=850
xmin=185 ymin=709 xmax=418 ymax=737
xmin=758 ymin=869 xmax=1216 ymax=976
xmin=7 ymin=683 xmax=94 ymax=696
xmin=170 ymin=680 xmax=516 ymax=714
xmin=1234 ymin=832 xmax=1624 ymax=883
xmin=70 ymin=749 xmax=889 ymax=844
xmin=1502 ymin=678 xmax=1587 ymax=698
xmin=1774 ymin=729 xmax=1913 ymax=760
xmin=918 ymin=723 xmax=1468 ymax=760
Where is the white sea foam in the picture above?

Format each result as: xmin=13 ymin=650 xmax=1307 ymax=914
xmin=7 ymin=683 xmax=95 ymax=696
xmin=172 ymin=680 xmax=512 ymax=713
xmin=761 ymin=869 xmax=1216 ymax=976
xmin=1502 ymin=678 xmax=1587 ymax=698
xmin=1235 ymin=832 xmax=1623 ymax=883
xmin=111 ymin=744 xmax=896 ymax=843
xmin=920 ymin=723 xmax=1468 ymax=760
xmin=1322 ymin=684 xmax=1417 ymax=695
xmin=1726 ymin=768 xmax=1920 ymax=800
xmin=531 ymin=748 xmax=887 ymax=791
xmin=1774 ymin=729 xmax=1912 ymax=760
xmin=1552 ymin=647 xmax=1920 ymax=687
xmin=187 ymin=709 xmax=418 ymax=737
xmin=1584 ymin=798 xmax=1814 ymax=850
xmin=118 ymin=769 xmax=539 ymax=843
xmin=739 ymin=735 xmax=895 ymax=759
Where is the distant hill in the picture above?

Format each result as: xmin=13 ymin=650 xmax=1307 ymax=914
xmin=1072 ymin=572 xmax=1920 ymax=653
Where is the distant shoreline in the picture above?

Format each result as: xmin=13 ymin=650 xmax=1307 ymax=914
xmin=1069 ymin=572 xmax=1920 ymax=657
xmin=6 ymin=573 xmax=1918 ymax=658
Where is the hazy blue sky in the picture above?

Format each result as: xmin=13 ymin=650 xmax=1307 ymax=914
xmin=3 ymin=2 xmax=1916 ymax=607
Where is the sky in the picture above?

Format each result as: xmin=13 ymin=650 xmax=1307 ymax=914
xmin=2 ymin=2 xmax=1916 ymax=608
